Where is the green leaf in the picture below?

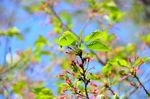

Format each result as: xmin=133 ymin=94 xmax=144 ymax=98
xmin=143 ymin=57 xmax=150 ymax=62
xmin=84 ymin=30 xmax=108 ymax=42
xmin=55 ymin=31 xmax=77 ymax=46
xmin=117 ymin=59 xmax=129 ymax=67
xmin=56 ymin=83 xmax=69 ymax=94
xmin=60 ymin=11 xmax=72 ymax=25
xmin=35 ymin=95 xmax=54 ymax=99
xmin=0 ymin=31 xmax=6 ymax=36
xmin=113 ymin=94 xmax=119 ymax=99
xmin=133 ymin=57 xmax=150 ymax=67
xmin=141 ymin=34 xmax=150 ymax=46
xmin=79 ymin=43 xmax=84 ymax=50
xmin=107 ymin=58 xmax=129 ymax=67
xmin=84 ymin=30 xmax=101 ymax=42
xmin=61 ymin=59 xmax=70 ymax=70
xmin=101 ymin=1 xmax=124 ymax=23
xmin=102 ymin=65 xmax=111 ymax=76
xmin=108 ymin=34 xmax=115 ymax=42
xmin=15 ymin=33 xmax=23 ymax=40
xmin=4 ymin=27 xmax=23 ymax=40
xmin=7 ymin=27 xmax=20 ymax=36
xmin=133 ymin=58 xmax=142 ymax=67
xmin=34 ymin=35 xmax=48 ymax=48
xmin=33 ymin=88 xmax=53 ymax=99
xmin=39 ymin=50 xmax=51 ymax=56
xmin=86 ymin=40 xmax=110 ymax=51
xmin=41 ymin=88 xmax=53 ymax=95
xmin=12 ymin=81 xmax=26 ymax=95
xmin=125 ymin=43 xmax=136 ymax=53
xmin=32 ymin=88 xmax=43 ymax=94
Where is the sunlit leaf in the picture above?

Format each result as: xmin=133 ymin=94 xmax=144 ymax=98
xmin=55 ymin=31 xmax=77 ymax=46
xmin=12 ymin=81 xmax=26 ymax=95
xmin=133 ymin=57 xmax=150 ymax=67
xmin=102 ymin=65 xmax=112 ymax=76
xmin=84 ymin=30 xmax=108 ymax=43
xmin=34 ymin=35 xmax=48 ymax=48
xmin=86 ymin=40 xmax=110 ymax=51
xmin=117 ymin=59 xmax=129 ymax=67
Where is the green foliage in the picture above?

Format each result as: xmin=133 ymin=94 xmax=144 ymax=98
xmin=102 ymin=58 xmax=129 ymax=77
xmin=23 ymin=4 xmax=40 ymax=13
xmin=60 ymin=11 xmax=72 ymax=28
xmin=133 ymin=57 xmax=150 ymax=67
xmin=51 ymin=17 xmax=63 ymax=33
xmin=0 ymin=27 xmax=23 ymax=40
xmin=128 ymin=1 xmax=146 ymax=24
xmin=61 ymin=59 xmax=70 ymax=70
xmin=33 ymin=35 xmax=50 ymax=61
xmin=86 ymin=0 xmax=100 ymax=12
xmin=55 ymin=31 xmax=78 ymax=46
xmin=1 ymin=0 xmax=150 ymax=99
xmin=86 ymin=40 xmax=110 ymax=51
xmin=113 ymin=94 xmax=119 ymax=99
xmin=141 ymin=33 xmax=150 ymax=46
xmin=33 ymin=88 xmax=54 ymax=99
xmin=34 ymin=35 xmax=48 ymax=48
xmin=86 ymin=0 xmax=124 ymax=23
xmin=12 ymin=81 xmax=26 ymax=95
xmin=102 ymin=64 xmax=112 ymax=76
xmin=84 ymin=30 xmax=114 ymax=51
xmin=88 ymin=73 xmax=102 ymax=81
xmin=55 ymin=83 xmax=69 ymax=94
xmin=84 ymin=30 xmax=103 ymax=42
xmin=110 ymin=58 xmax=129 ymax=67
xmin=101 ymin=1 xmax=124 ymax=22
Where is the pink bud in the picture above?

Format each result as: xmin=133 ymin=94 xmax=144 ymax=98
xmin=130 ymin=82 xmax=135 ymax=87
xmin=65 ymin=78 xmax=71 ymax=84
xmin=72 ymin=72 xmax=75 ymax=76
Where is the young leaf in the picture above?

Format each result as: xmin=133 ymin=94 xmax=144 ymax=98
xmin=113 ymin=94 xmax=119 ymax=99
xmin=117 ymin=59 xmax=129 ymax=67
xmin=86 ymin=40 xmax=110 ymax=51
xmin=7 ymin=27 xmax=20 ymax=36
xmin=79 ymin=43 xmax=84 ymax=50
xmin=55 ymin=31 xmax=77 ymax=46
xmin=34 ymin=35 xmax=48 ymax=48
xmin=143 ymin=57 xmax=150 ymax=62
xmin=102 ymin=65 xmax=111 ymax=76
xmin=39 ymin=50 xmax=51 ymax=56
xmin=84 ymin=30 xmax=109 ymax=42
xmin=133 ymin=57 xmax=150 ymax=67
xmin=32 ymin=88 xmax=43 ymax=94
xmin=84 ymin=30 xmax=101 ymax=42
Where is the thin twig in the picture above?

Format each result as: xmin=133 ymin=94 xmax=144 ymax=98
xmin=105 ymin=85 xmax=120 ymax=99
xmin=90 ymin=50 xmax=106 ymax=66
xmin=74 ymin=91 xmax=86 ymax=98
xmin=49 ymin=5 xmax=79 ymax=37
xmin=134 ymin=74 xmax=150 ymax=96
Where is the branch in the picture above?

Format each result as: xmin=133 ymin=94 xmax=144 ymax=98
xmin=90 ymin=50 xmax=106 ymax=66
xmin=79 ymin=52 xmax=90 ymax=99
xmin=134 ymin=74 xmax=150 ymax=96
xmin=49 ymin=4 xmax=106 ymax=67
xmin=105 ymin=85 xmax=120 ymax=99
xmin=49 ymin=5 xmax=79 ymax=38
xmin=73 ymin=91 xmax=86 ymax=98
